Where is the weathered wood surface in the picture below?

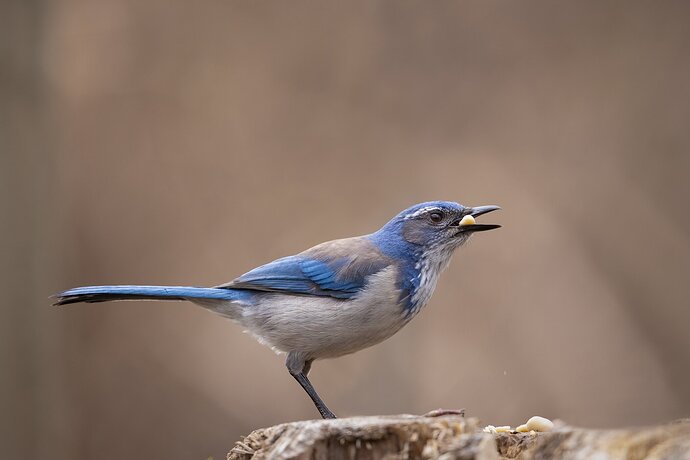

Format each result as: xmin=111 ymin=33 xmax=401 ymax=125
xmin=228 ymin=415 xmax=690 ymax=460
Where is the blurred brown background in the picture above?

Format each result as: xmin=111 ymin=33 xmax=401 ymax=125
xmin=2 ymin=1 xmax=689 ymax=459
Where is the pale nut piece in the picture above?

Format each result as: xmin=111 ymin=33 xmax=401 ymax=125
xmin=483 ymin=425 xmax=513 ymax=434
xmin=517 ymin=416 xmax=554 ymax=433
xmin=459 ymin=215 xmax=476 ymax=226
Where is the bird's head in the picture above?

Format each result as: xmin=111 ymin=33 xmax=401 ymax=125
xmin=376 ymin=201 xmax=501 ymax=254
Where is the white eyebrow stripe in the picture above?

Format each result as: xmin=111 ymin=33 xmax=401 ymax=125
xmin=403 ymin=206 xmax=442 ymax=219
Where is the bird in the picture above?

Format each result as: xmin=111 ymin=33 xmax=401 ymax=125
xmin=54 ymin=201 xmax=500 ymax=419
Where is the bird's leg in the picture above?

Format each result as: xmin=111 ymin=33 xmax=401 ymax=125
xmin=286 ymin=353 xmax=337 ymax=419
xmin=292 ymin=372 xmax=337 ymax=420
xmin=302 ymin=359 xmax=312 ymax=376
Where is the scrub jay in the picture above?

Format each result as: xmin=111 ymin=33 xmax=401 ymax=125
xmin=55 ymin=201 xmax=500 ymax=419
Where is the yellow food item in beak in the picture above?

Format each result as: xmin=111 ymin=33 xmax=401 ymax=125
xmin=459 ymin=215 xmax=476 ymax=226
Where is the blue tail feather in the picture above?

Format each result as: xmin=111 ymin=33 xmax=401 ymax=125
xmin=53 ymin=285 xmax=240 ymax=306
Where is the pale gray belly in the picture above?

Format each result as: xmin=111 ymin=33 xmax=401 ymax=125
xmin=238 ymin=267 xmax=411 ymax=360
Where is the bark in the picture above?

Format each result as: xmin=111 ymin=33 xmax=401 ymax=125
xmin=228 ymin=416 xmax=690 ymax=460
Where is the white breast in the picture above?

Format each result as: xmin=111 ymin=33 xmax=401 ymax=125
xmin=409 ymin=246 xmax=456 ymax=316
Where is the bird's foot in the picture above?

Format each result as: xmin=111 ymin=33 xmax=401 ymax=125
xmin=422 ymin=408 xmax=465 ymax=417
xmin=319 ymin=409 xmax=337 ymax=419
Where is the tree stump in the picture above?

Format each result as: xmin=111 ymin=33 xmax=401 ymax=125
xmin=228 ymin=415 xmax=690 ymax=459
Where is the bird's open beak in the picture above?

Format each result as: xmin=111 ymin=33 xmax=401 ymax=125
xmin=456 ymin=205 xmax=501 ymax=233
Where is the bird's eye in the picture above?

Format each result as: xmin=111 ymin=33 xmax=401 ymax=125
xmin=428 ymin=211 xmax=444 ymax=223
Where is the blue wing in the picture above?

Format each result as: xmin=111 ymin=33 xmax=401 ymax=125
xmin=219 ymin=237 xmax=393 ymax=299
